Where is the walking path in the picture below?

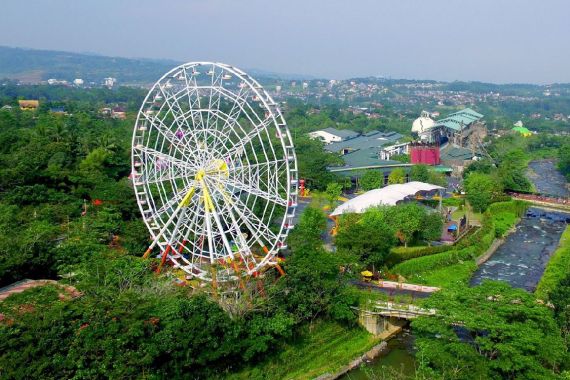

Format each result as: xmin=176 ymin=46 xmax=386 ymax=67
xmin=0 ymin=279 xmax=81 ymax=302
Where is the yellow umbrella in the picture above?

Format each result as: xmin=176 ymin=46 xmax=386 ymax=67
xmin=361 ymin=270 xmax=373 ymax=277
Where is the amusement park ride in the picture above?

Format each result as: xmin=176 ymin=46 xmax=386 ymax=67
xmin=131 ymin=62 xmax=298 ymax=289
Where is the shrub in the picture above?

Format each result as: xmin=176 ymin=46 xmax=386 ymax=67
xmin=493 ymin=212 xmax=517 ymax=237
xmin=385 ymin=245 xmax=454 ymax=267
xmin=535 ymin=226 xmax=570 ymax=300
xmin=392 ymin=246 xmax=477 ymax=277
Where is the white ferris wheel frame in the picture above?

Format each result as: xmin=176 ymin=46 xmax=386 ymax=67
xmin=131 ymin=62 xmax=298 ymax=281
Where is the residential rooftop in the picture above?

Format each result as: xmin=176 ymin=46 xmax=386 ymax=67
xmin=324 ymin=130 xmax=404 ymax=153
xmin=320 ymin=127 xmax=360 ymax=140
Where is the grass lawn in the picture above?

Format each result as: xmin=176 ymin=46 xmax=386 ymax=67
xmin=417 ymin=261 xmax=478 ymax=288
xmin=451 ymin=208 xmax=483 ymax=224
xmin=227 ymin=320 xmax=380 ymax=380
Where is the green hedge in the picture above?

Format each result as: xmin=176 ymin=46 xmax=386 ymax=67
xmin=492 ymin=212 xmax=517 ymax=237
xmin=442 ymin=197 xmax=465 ymax=207
xmin=385 ymin=245 xmax=454 ymax=267
xmin=392 ymin=246 xmax=477 ymax=277
xmin=535 ymin=226 xmax=570 ymax=300
xmin=488 ymin=199 xmax=527 ymax=217
xmin=391 ymin=201 xmax=525 ymax=282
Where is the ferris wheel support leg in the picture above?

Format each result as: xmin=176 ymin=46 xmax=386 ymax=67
xmin=156 ymin=245 xmax=172 ymax=273
xmin=256 ymin=279 xmax=266 ymax=297
xmin=177 ymin=239 xmax=188 ymax=254
xmin=275 ymin=263 xmax=286 ymax=277
xmin=231 ymin=261 xmax=246 ymax=290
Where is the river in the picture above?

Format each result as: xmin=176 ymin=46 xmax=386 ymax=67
xmin=470 ymin=207 xmax=568 ymax=291
xmin=470 ymin=159 xmax=569 ymax=290
xmin=527 ymin=160 xmax=569 ymax=197
xmin=338 ymin=328 xmax=416 ymax=380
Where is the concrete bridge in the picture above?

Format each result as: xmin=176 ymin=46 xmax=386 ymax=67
xmin=357 ymin=301 xmax=436 ymax=335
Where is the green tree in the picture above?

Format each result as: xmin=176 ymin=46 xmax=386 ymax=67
xmin=325 ymin=182 xmax=343 ymax=205
xmin=559 ymin=144 xmax=570 ymax=181
xmin=550 ymin=274 xmax=570 ymax=363
xmin=335 ymin=209 xmax=396 ymax=267
xmin=359 ymin=170 xmax=382 ymax=191
xmin=294 ymin=136 xmax=341 ymax=189
xmin=388 ymin=168 xmax=406 ymax=184
xmin=422 ymin=212 xmax=444 ymax=243
xmin=278 ymin=246 xmax=356 ymax=324
xmin=287 ymin=206 xmax=327 ymax=252
xmin=410 ymin=164 xmax=430 ymax=182
xmin=463 ymin=159 xmax=494 ymax=179
xmin=464 ymin=172 xmax=500 ymax=212
xmin=498 ymin=149 xmax=532 ymax=191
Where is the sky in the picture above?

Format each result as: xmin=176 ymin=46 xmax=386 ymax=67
xmin=1 ymin=0 xmax=569 ymax=84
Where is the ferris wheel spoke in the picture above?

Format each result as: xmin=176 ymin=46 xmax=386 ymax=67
xmin=140 ymin=113 xmax=190 ymax=159
xmin=137 ymin=146 xmax=197 ymax=173
xmin=206 ymin=177 xmax=276 ymax=252
xmin=158 ymin=85 xmax=192 ymax=130
xmin=158 ymin=87 xmax=207 ymax=158
xmin=150 ymin=181 xmax=197 ymax=222
xmin=222 ymin=177 xmax=287 ymax=207
xmin=225 ymin=117 xmax=273 ymax=158
xmin=205 ymin=178 xmax=251 ymax=253
xmin=229 ymin=160 xmax=287 ymax=186
xmin=181 ymin=67 xmax=205 ymax=130
xmin=230 ymin=196 xmax=278 ymax=247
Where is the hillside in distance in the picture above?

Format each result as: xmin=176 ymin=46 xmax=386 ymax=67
xmin=0 ymin=46 xmax=316 ymax=85
xmin=0 ymin=46 xmax=181 ymax=85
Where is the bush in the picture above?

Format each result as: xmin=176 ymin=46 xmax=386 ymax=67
xmin=535 ymin=226 xmax=570 ymax=300
xmin=488 ymin=199 xmax=527 ymax=217
xmin=385 ymin=245 xmax=454 ymax=267
xmin=493 ymin=212 xmax=517 ymax=237
xmin=392 ymin=246 xmax=477 ymax=278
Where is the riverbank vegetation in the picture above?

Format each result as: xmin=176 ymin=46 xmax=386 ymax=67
xmin=413 ymin=281 xmax=566 ymax=379
xmin=535 ymin=226 xmax=570 ymax=300
xmin=227 ymin=320 xmax=379 ymax=380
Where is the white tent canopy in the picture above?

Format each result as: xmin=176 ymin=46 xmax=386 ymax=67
xmin=331 ymin=181 xmax=445 ymax=216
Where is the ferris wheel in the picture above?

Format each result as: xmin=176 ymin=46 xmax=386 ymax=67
xmin=131 ymin=62 xmax=298 ymax=282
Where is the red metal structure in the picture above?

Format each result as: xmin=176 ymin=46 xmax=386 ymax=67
xmin=410 ymin=143 xmax=440 ymax=165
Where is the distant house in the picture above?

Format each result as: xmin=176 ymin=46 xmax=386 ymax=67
xmin=1 ymin=105 xmax=13 ymax=111
xmin=324 ymin=130 xmax=411 ymax=185
xmin=512 ymin=126 xmax=532 ymax=137
xmin=309 ymin=127 xmax=359 ymax=144
xmin=49 ymin=107 xmax=67 ymax=115
xmin=18 ymin=100 xmax=39 ymax=111
xmin=111 ymin=106 xmax=126 ymax=120
xmin=440 ymin=143 xmax=482 ymax=174
xmin=324 ymin=130 xmax=404 ymax=156
xmin=380 ymin=142 xmax=410 ymax=160
xmin=104 ymin=77 xmax=117 ymax=88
